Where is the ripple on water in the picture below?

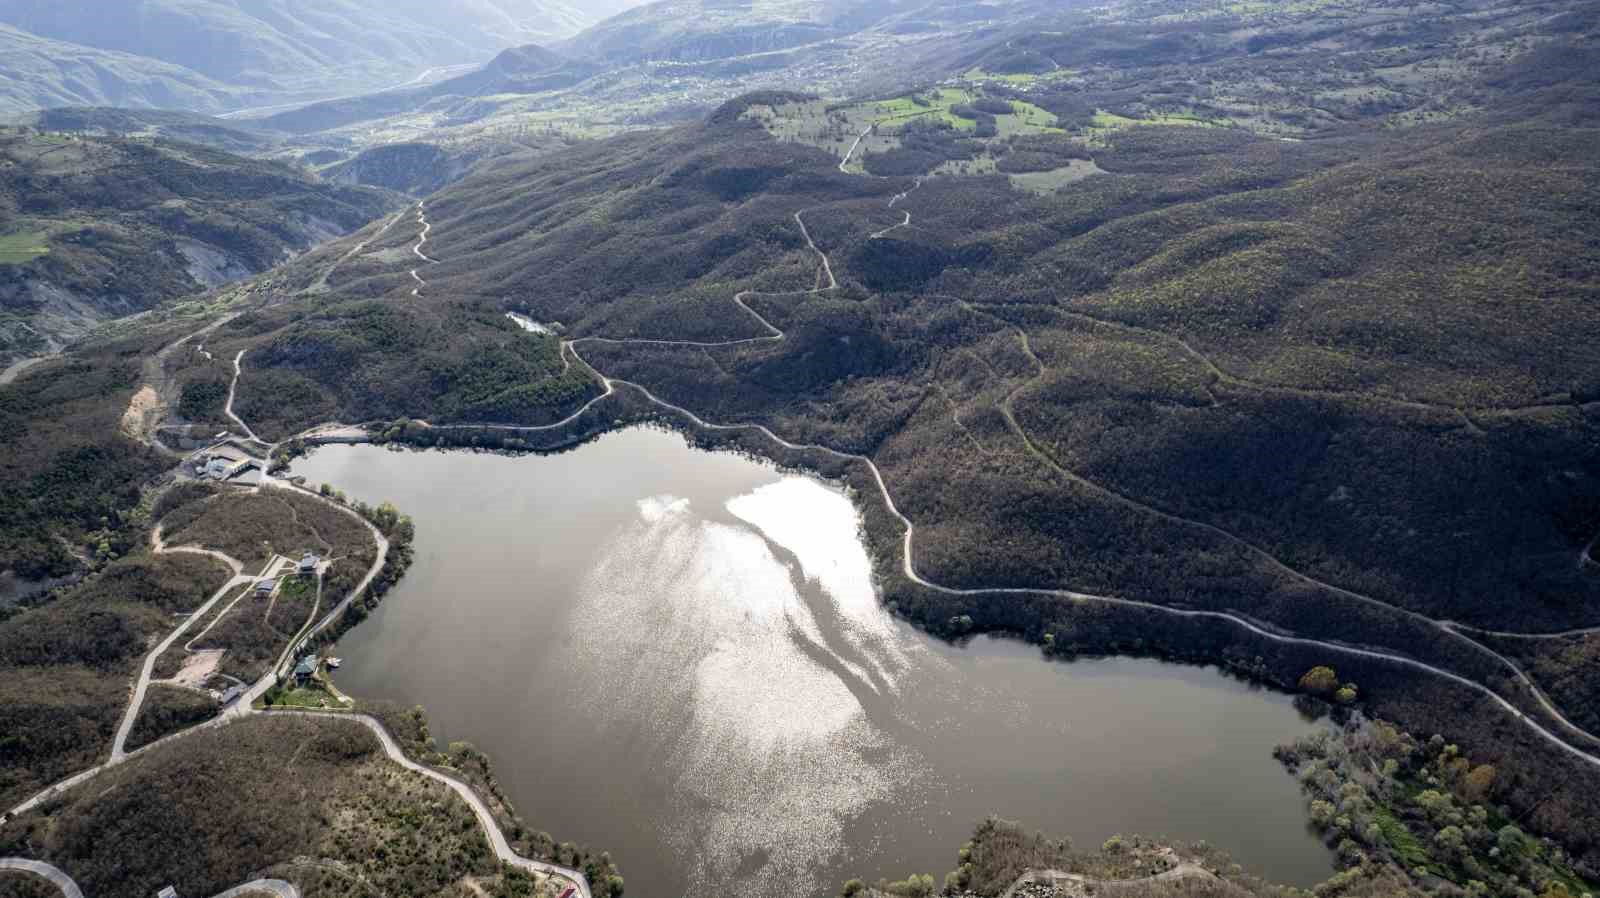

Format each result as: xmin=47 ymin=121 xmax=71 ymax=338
xmin=570 ymin=490 xmax=922 ymax=897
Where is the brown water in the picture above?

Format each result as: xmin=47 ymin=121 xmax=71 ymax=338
xmin=294 ymin=428 xmax=1332 ymax=898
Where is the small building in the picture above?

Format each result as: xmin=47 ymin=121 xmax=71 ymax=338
xmin=254 ymin=577 xmax=276 ymax=597
xmin=293 ymin=656 xmax=318 ymax=686
xmin=204 ymin=455 xmax=253 ymax=481
xmin=219 ymin=685 xmax=244 ymax=706
xmin=158 ymin=887 xmax=178 ymax=898
xmin=299 ymin=552 xmax=320 ymax=574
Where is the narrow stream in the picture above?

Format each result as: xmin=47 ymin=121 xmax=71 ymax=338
xmin=293 ymin=427 xmax=1331 ymax=898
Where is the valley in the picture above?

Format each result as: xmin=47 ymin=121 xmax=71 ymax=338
xmin=1 ymin=1 xmax=1599 ymax=897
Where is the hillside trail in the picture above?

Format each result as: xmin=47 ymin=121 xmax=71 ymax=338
xmin=0 ymin=479 xmax=512 ymax=896
xmin=1 ymin=856 xmax=302 ymax=898
xmin=307 ymin=206 xmax=407 ymax=294
xmin=409 ymin=201 xmax=437 ymax=297
xmin=67 ymin=136 xmax=1594 ymax=896
xmin=224 ymin=350 xmax=262 ymax=443
xmin=974 ymin=299 xmax=1580 ymax=426
xmin=109 ymin=528 xmax=266 ymax=762
xmin=0 ymin=353 xmax=58 ymax=386
xmin=959 ymin=308 xmax=1600 ymax=756
xmin=389 ymin=177 xmax=1600 ymax=766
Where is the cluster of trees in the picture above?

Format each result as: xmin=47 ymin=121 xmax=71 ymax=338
xmin=124 ymin=684 xmax=219 ymax=752
xmin=1298 ymin=666 xmax=1359 ymax=705
xmin=171 ymin=349 xmax=232 ymax=424
xmin=228 ymin=299 xmax=604 ymax=441
xmin=993 ymin=133 xmax=1094 ymax=174
xmin=849 ymin=808 xmax=1596 ymax=896
xmin=161 ymin=491 xmax=333 ymax=570
xmin=982 ymin=0 xmax=1590 ymax=138
xmin=862 ymin=118 xmax=984 ymax=177
xmin=1276 ymin=719 xmax=1596 ymax=897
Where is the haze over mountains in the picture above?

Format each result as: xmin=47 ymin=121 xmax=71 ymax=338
xmin=0 ymin=0 xmax=651 ymax=115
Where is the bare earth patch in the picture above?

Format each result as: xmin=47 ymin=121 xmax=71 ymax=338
xmin=120 ymin=385 xmax=159 ymax=439
xmin=169 ymin=649 xmax=224 ymax=689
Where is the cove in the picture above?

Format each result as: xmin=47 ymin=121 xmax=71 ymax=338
xmin=292 ymin=427 xmax=1333 ymax=898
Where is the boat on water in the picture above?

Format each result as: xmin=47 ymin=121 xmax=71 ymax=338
xmin=326 ymin=657 xmax=342 ymax=669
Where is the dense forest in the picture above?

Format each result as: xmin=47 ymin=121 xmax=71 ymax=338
xmin=162 ymin=13 xmax=1600 ymax=879
xmin=0 ymin=0 xmax=1596 ymax=894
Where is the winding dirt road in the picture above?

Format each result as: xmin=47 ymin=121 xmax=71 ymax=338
xmin=280 ymin=712 xmax=592 ymax=898
xmin=839 ymin=124 xmax=874 ymax=173
xmin=225 ymin=351 xmax=261 ymax=443
xmin=0 ymin=859 xmax=85 ymax=898
xmin=410 ymin=186 xmax=1600 ymax=769
xmin=0 ymin=858 xmax=301 ymax=898
xmin=0 ymin=480 xmax=598 ymax=898
xmin=376 ymin=175 xmax=1600 ymax=768
xmin=0 ymin=354 xmax=57 ymax=387
xmin=65 ymin=137 xmax=1594 ymax=898
xmin=410 ymin=202 xmax=437 ymax=297
xmin=308 ymin=208 xmax=407 ymax=294
xmin=208 ymin=880 xmax=300 ymax=898
xmin=110 ymin=542 xmax=261 ymax=761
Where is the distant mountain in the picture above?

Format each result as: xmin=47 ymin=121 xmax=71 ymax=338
xmin=553 ymin=0 xmax=1026 ymax=64
xmin=0 ymin=0 xmax=651 ymax=116
xmin=258 ymin=42 xmax=597 ymax=135
xmin=0 ymin=23 xmax=246 ymax=117
xmin=559 ymin=0 xmax=873 ymax=63
xmin=0 ymin=128 xmax=400 ymax=368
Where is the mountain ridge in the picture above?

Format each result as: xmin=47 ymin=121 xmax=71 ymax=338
xmin=0 ymin=0 xmax=654 ymax=118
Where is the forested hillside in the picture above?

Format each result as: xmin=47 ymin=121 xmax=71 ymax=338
xmin=177 ymin=9 xmax=1600 ymax=876
xmin=1 ymin=0 xmax=1597 ymax=895
xmin=0 ymin=128 xmax=401 ymax=369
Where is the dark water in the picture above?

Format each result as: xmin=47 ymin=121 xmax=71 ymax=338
xmin=294 ymin=428 xmax=1332 ymax=898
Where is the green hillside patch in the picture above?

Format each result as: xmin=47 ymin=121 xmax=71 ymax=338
xmin=1008 ymin=159 xmax=1105 ymax=193
xmin=1084 ymin=109 xmax=1229 ymax=145
xmin=996 ymin=101 xmax=1064 ymax=136
xmin=0 ymin=229 xmax=51 ymax=265
xmin=962 ymin=67 xmax=1048 ymax=85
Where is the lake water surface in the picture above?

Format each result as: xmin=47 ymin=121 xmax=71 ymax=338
xmin=293 ymin=428 xmax=1332 ymax=898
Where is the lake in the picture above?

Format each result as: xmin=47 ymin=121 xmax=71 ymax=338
xmin=293 ymin=427 xmax=1332 ymax=898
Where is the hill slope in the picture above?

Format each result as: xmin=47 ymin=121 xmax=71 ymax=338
xmin=188 ymin=26 xmax=1600 ymax=876
xmin=0 ymin=128 xmax=401 ymax=369
xmin=16 ymin=107 xmax=284 ymax=155
xmin=0 ymin=23 xmax=244 ymax=117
